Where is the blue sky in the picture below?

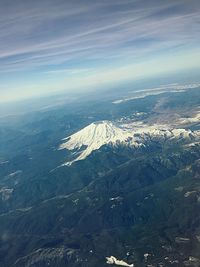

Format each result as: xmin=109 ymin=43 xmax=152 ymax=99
xmin=0 ymin=0 xmax=200 ymax=102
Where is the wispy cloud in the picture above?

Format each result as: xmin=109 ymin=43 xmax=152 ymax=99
xmin=44 ymin=68 xmax=92 ymax=75
xmin=0 ymin=0 xmax=200 ymax=101
xmin=0 ymin=0 xmax=199 ymax=71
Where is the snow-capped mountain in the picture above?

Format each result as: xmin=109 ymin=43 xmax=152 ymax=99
xmin=59 ymin=121 xmax=137 ymax=164
xmin=59 ymin=120 xmax=200 ymax=165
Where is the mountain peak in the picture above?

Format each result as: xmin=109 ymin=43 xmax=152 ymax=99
xmin=59 ymin=120 xmax=134 ymax=164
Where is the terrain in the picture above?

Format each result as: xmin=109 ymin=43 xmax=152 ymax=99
xmin=0 ymin=82 xmax=200 ymax=267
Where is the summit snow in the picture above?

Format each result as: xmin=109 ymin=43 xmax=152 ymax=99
xmin=59 ymin=121 xmax=136 ymax=164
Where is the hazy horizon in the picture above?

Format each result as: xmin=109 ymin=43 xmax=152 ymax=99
xmin=1 ymin=0 xmax=200 ymax=103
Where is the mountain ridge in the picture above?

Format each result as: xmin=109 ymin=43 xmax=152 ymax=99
xmin=59 ymin=120 xmax=200 ymax=165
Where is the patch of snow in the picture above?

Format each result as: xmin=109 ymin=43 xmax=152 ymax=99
xmin=177 ymin=112 xmax=200 ymax=125
xmin=72 ymin=199 xmax=79 ymax=205
xmin=144 ymin=253 xmax=151 ymax=262
xmin=0 ymin=160 xmax=9 ymax=165
xmin=8 ymin=170 xmax=22 ymax=177
xmin=112 ymin=90 xmax=185 ymax=104
xmin=110 ymin=197 xmax=123 ymax=201
xmin=0 ymin=188 xmax=13 ymax=201
xmin=188 ymin=256 xmax=200 ymax=262
xmin=174 ymin=186 xmax=184 ymax=192
xmin=106 ymin=256 xmax=134 ymax=267
xmin=112 ymin=83 xmax=200 ymax=104
xmin=185 ymin=141 xmax=200 ymax=147
xmin=184 ymin=191 xmax=197 ymax=197
xmin=175 ymin=237 xmax=190 ymax=243
xmin=17 ymin=207 xmax=33 ymax=212
xmin=133 ymin=112 xmax=146 ymax=116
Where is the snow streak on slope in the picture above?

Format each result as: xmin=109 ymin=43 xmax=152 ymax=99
xmin=59 ymin=120 xmax=200 ymax=165
xmin=106 ymin=256 xmax=134 ymax=267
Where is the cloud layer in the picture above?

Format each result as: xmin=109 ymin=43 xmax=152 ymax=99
xmin=0 ymin=0 xmax=200 ymax=101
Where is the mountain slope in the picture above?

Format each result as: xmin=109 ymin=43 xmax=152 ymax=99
xmin=59 ymin=121 xmax=137 ymax=164
xmin=59 ymin=120 xmax=200 ymax=165
xmin=0 ymin=145 xmax=200 ymax=267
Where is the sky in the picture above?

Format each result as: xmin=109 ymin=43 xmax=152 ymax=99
xmin=0 ymin=0 xmax=200 ymax=103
